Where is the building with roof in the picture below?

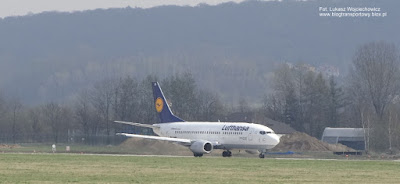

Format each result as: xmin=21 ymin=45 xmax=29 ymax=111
xmin=321 ymin=127 xmax=365 ymax=150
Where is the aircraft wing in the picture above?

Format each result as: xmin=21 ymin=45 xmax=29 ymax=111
xmin=116 ymin=133 xmax=191 ymax=144
xmin=114 ymin=121 xmax=156 ymax=129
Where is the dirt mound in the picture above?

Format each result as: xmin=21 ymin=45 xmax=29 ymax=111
xmin=118 ymin=138 xmax=193 ymax=155
xmin=0 ymin=144 xmax=21 ymax=149
xmin=272 ymin=132 xmax=355 ymax=152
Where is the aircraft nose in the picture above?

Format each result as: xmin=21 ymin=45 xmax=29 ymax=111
xmin=270 ymin=134 xmax=280 ymax=145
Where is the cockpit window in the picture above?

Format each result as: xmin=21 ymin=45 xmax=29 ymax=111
xmin=260 ymin=131 xmax=272 ymax=135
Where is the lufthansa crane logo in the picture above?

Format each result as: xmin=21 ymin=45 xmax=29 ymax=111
xmin=155 ymin=97 xmax=164 ymax=113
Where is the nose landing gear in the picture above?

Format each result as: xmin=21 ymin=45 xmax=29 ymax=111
xmin=222 ymin=150 xmax=232 ymax=157
xmin=259 ymin=150 xmax=266 ymax=158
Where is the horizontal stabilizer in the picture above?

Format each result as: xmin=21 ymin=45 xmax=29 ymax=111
xmin=114 ymin=121 xmax=156 ymax=128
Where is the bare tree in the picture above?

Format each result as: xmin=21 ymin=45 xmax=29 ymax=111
xmin=0 ymin=93 xmax=7 ymax=137
xmin=238 ymin=98 xmax=249 ymax=113
xmin=10 ymin=98 xmax=22 ymax=143
xmin=387 ymin=103 xmax=400 ymax=154
xmin=113 ymin=76 xmax=139 ymax=121
xmin=197 ymin=90 xmax=225 ymax=121
xmin=360 ymin=104 xmax=374 ymax=153
xmin=162 ymin=72 xmax=198 ymax=120
xmin=347 ymin=65 xmax=373 ymax=152
xmin=351 ymin=41 xmax=400 ymax=119
xmin=90 ymin=78 xmax=115 ymax=144
xmin=42 ymin=102 xmax=62 ymax=143
xmin=75 ymin=89 xmax=94 ymax=144
xmin=137 ymin=75 xmax=159 ymax=124
xmin=28 ymin=107 xmax=42 ymax=142
xmin=349 ymin=41 xmax=400 ymax=151
xmin=263 ymin=94 xmax=284 ymax=122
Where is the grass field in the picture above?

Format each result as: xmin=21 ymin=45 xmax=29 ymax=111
xmin=0 ymin=153 xmax=400 ymax=183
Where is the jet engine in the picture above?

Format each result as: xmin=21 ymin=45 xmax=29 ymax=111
xmin=189 ymin=140 xmax=213 ymax=154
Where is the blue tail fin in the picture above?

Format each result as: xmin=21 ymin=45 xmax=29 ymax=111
xmin=152 ymin=82 xmax=185 ymax=123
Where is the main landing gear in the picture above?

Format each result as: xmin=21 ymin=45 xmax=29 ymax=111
xmin=194 ymin=153 xmax=203 ymax=157
xmin=222 ymin=150 xmax=232 ymax=157
xmin=259 ymin=150 xmax=266 ymax=158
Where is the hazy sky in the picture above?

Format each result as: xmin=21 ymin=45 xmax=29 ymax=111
xmin=0 ymin=0 xmax=250 ymax=18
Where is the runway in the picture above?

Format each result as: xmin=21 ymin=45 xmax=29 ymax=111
xmin=10 ymin=152 xmax=400 ymax=162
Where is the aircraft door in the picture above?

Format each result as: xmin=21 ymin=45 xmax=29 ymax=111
xmin=248 ymin=129 xmax=253 ymax=142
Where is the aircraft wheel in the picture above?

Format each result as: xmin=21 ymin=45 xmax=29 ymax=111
xmin=222 ymin=150 xmax=232 ymax=157
xmin=259 ymin=153 xmax=265 ymax=159
xmin=194 ymin=153 xmax=203 ymax=157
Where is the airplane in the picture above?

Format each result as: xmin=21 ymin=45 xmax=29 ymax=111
xmin=115 ymin=82 xmax=280 ymax=158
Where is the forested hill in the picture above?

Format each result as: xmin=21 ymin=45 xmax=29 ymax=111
xmin=0 ymin=0 xmax=399 ymax=105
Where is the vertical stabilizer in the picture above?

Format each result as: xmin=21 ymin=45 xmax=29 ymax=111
xmin=152 ymin=82 xmax=185 ymax=123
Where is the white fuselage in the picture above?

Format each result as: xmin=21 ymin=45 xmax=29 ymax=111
xmin=153 ymin=122 xmax=280 ymax=151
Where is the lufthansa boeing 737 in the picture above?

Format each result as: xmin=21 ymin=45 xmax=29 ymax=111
xmin=115 ymin=82 xmax=280 ymax=158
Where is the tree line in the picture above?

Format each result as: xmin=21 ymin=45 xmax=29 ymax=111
xmin=0 ymin=41 xmax=399 ymax=152
xmin=0 ymin=73 xmax=226 ymax=145
xmin=264 ymin=41 xmax=400 ymax=152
